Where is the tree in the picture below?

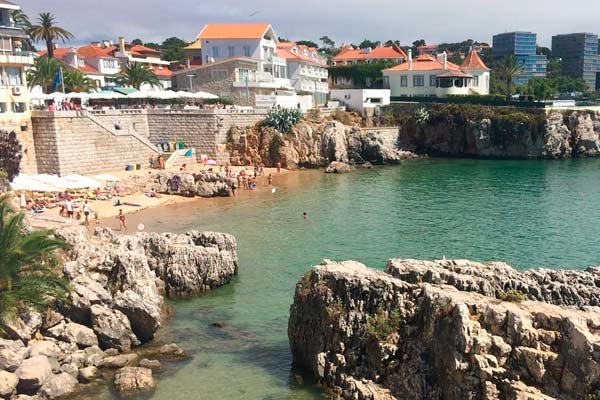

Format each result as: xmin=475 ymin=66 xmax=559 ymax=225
xmin=319 ymin=35 xmax=335 ymax=49
xmin=358 ymin=39 xmax=380 ymax=49
xmin=0 ymin=131 xmax=22 ymax=182
xmin=412 ymin=39 xmax=426 ymax=48
xmin=27 ymin=57 xmax=59 ymax=94
xmin=63 ymin=70 xmax=96 ymax=93
xmin=11 ymin=10 xmax=34 ymax=51
xmin=131 ymin=38 xmax=143 ymax=46
xmin=526 ymin=77 xmax=554 ymax=100
xmin=495 ymin=55 xmax=523 ymax=100
xmin=0 ymin=196 xmax=70 ymax=324
xmin=116 ymin=63 xmax=161 ymax=90
xmin=384 ymin=40 xmax=400 ymax=47
xmin=161 ymin=37 xmax=186 ymax=62
xmin=553 ymin=76 xmax=588 ymax=93
xmin=143 ymin=42 xmax=160 ymax=50
xmin=296 ymin=40 xmax=319 ymax=49
xmin=27 ymin=12 xmax=74 ymax=58
xmin=537 ymin=46 xmax=552 ymax=57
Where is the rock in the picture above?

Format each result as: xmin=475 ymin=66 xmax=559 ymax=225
xmin=138 ymin=359 xmax=161 ymax=370
xmin=40 ymin=372 xmax=77 ymax=399
xmin=159 ymin=343 xmax=185 ymax=358
xmin=90 ymin=305 xmax=140 ymax=352
xmin=48 ymin=322 xmax=98 ymax=348
xmin=0 ymin=339 xmax=27 ymax=372
xmin=83 ymin=346 xmax=104 ymax=367
xmin=0 ymin=370 xmax=18 ymax=398
xmin=28 ymin=341 xmax=61 ymax=360
xmin=289 ymin=259 xmax=600 ymax=400
xmin=103 ymin=348 xmax=119 ymax=357
xmin=41 ymin=310 xmax=64 ymax=330
xmin=114 ymin=290 xmax=160 ymax=343
xmin=99 ymin=354 xmax=138 ymax=369
xmin=78 ymin=366 xmax=97 ymax=383
xmin=15 ymin=356 xmax=53 ymax=392
xmin=113 ymin=367 xmax=155 ymax=394
xmin=325 ymin=161 xmax=354 ymax=174
xmin=1 ymin=311 xmax=42 ymax=342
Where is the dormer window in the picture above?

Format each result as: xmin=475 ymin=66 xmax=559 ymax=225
xmin=77 ymin=58 xmax=84 ymax=67
xmin=292 ymin=47 xmax=297 ymax=53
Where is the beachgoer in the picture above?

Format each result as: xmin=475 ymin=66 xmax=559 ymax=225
xmin=83 ymin=200 xmax=91 ymax=226
xmin=117 ymin=209 xmax=127 ymax=231
xmin=303 ymin=212 xmax=307 ymax=220
xmin=149 ymin=155 xmax=155 ymax=168
xmin=268 ymin=173 xmax=273 ymax=186
xmin=277 ymin=161 xmax=282 ymax=174
xmin=231 ymin=183 xmax=236 ymax=196
xmin=65 ymin=198 xmax=74 ymax=219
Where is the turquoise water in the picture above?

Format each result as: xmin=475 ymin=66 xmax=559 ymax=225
xmin=97 ymin=159 xmax=600 ymax=399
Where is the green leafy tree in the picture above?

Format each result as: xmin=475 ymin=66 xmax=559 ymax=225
xmin=546 ymin=58 xmax=562 ymax=80
xmin=495 ymin=55 xmax=523 ymax=100
xmin=526 ymin=77 xmax=555 ymax=100
xmin=27 ymin=57 xmax=59 ymax=93
xmin=537 ymin=46 xmax=552 ymax=57
xmin=384 ymin=40 xmax=400 ymax=47
xmin=296 ymin=40 xmax=319 ymax=49
xmin=143 ymin=42 xmax=160 ymax=50
xmin=131 ymin=38 xmax=143 ymax=46
xmin=11 ymin=10 xmax=35 ymax=51
xmin=319 ymin=35 xmax=335 ymax=49
xmin=161 ymin=37 xmax=186 ymax=62
xmin=412 ymin=39 xmax=426 ymax=48
xmin=0 ymin=131 xmax=22 ymax=182
xmin=63 ymin=70 xmax=96 ymax=93
xmin=358 ymin=39 xmax=381 ymax=49
xmin=27 ymin=12 xmax=74 ymax=58
xmin=553 ymin=76 xmax=588 ymax=93
xmin=116 ymin=63 xmax=161 ymax=89
xmin=0 ymin=196 xmax=70 ymax=324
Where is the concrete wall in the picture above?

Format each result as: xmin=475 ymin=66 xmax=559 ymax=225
xmin=32 ymin=110 xmax=158 ymax=175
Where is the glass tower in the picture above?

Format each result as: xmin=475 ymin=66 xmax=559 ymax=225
xmin=493 ymin=32 xmax=547 ymax=85
xmin=552 ymin=33 xmax=600 ymax=90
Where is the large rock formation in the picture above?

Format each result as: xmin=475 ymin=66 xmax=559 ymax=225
xmin=289 ymin=259 xmax=600 ymax=400
xmin=0 ymin=226 xmax=238 ymax=399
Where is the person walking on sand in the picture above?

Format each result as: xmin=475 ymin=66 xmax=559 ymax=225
xmin=276 ymin=161 xmax=282 ymax=174
xmin=117 ymin=209 xmax=127 ymax=232
xmin=65 ymin=197 xmax=74 ymax=219
xmin=268 ymin=173 xmax=273 ymax=186
xmin=83 ymin=200 xmax=91 ymax=226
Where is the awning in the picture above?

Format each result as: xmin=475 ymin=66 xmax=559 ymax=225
xmin=113 ymin=87 xmax=139 ymax=95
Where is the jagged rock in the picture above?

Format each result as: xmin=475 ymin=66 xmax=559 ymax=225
xmin=99 ymin=354 xmax=138 ymax=369
xmin=40 ymin=372 xmax=77 ymax=399
xmin=138 ymin=359 xmax=161 ymax=370
xmin=78 ymin=366 xmax=97 ymax=383
xmin=47 ymin=322 xmax=98 ymax=349
xmin=113 ymin=367 xmax=155 ymax=394
xmin=1 ymin=311 xmax=42 ymax=342
xmin=0 ymin=339 xmax=27 ymax=372
xmin=59 ymin=363 xmax=78 ymax=378
xmin=28 ymin=341 xmax=61 ymax=360
xmin=289 ymin=259 xmax=600 ymax=400
xmin=325 ymin=161 xmax=354 ymax=174
xmin=41 ymin=310 xmax=64 ymax=331
xmin=113 ymin=291 xmax=160 ymax=343
xmin=90 ymin=305 xmax=139 ymax=352
xmin=83 ymin=346 xmax=104 ymax=367
xmin=159 ymin=343 xmax=185 ymax=358
xmin=15 ymin=356 xmax=53 ymax=392
xmin=0 ymin=370 xmax=18 ymax=398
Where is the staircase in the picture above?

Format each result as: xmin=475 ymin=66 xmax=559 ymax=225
xmin=165 ymin=148 xmax=196 ymax=170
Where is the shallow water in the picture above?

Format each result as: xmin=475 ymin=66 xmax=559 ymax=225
xmin=95 ymin=158 xmax=600 ymax=399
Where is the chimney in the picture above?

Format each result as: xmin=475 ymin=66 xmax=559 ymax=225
xmin=119 ymin=37 xmax=126 ymax=53
xmin=442 ymin=51 xmax=447 ymax=70
xmin=408 ymin=48 xmax=413 ymax=70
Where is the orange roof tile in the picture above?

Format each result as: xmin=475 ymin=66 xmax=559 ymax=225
xmin=383 ymin=55 xmax=461 ymax=72
xmin=198 ymin=23 xmax=271 ymax=40
xmin=37 ymin=48 xmax=72 ymax=58
xmin=333 ymin=46 xmax=407 ymax=61
xmin=130 ymin=44 xmax=160 ymax=54
xmin=152 ymin=67 xmax=173 ymax=77
xmin=276 ymin=42 xmax=325 ymax=64
xmin=461 ymin=49 xmax=490 ymax=70
xmin=76 ymin=44 xmax=116 ymax=59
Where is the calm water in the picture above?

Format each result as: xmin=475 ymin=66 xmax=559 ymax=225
xmin=96 ymin=159 xmax=600 ymax=399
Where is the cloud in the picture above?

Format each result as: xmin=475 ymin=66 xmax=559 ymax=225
xmin=15 ymin=0 xmax=600 ymax=47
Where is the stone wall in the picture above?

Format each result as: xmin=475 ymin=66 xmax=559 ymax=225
xmin=0 ymin=118 xmax=38 ymax=174
xmin=32 ymin=111 xmax=159 ymax=175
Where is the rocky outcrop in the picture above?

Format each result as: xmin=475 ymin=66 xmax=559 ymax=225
xmin=393 ymin=104 xmax=600 ymax=159
xmin=325 ymin=162 xmax=354 ymax=174
xmin=0 ymin=225 xmax=238 ymax=399
xmin=113 ymin=367 xmax=155 ymax=394
xmin=120 ymin=170 xmax=235 ymax=198
xmin=289 ymin=259 xmax=600 ymax=400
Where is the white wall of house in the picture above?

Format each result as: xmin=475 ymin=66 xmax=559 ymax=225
xmin=385 ymin=69 xmax=490 ymax=97
xmin=464 ymin=70 xmax=490 ymax=95
xmin=330 ymin=89 xmax=390 ymax=114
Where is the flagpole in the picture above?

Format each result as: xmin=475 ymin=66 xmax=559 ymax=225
xmin=60 ymin=67 xmax=65 ymax=93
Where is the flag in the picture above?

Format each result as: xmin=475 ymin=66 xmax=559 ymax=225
xmin=51 ymin=70 xmax=61 ymax=92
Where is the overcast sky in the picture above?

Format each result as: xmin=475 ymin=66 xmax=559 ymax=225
xmin=15 ymin=0 xmax=600 ymax=48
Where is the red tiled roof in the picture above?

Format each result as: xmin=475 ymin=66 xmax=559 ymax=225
xmin=383 ymin=54 xmax=461 ymax=72
xmin=37 ymin=48 xmax=72 ymax=58
xmin=276 ymin=42 xmax=325 ymax=64
xmin=333 ymin=46 xmax=407 ymax=61
xmin=152 ymin=67 xmax=173 ymax=77
xmin=198 ymin=24 xmax=271 ymax=40
xmin=461 ymin=49 xmax=490 ymax=70
xmin=76 ymin=44 xmax=116 ymax=59
xmin=130 ymin=44 xmax=160 ymax=54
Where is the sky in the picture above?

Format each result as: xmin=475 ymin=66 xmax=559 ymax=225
xmin=15 ymin=0 xmax=600 ymax=48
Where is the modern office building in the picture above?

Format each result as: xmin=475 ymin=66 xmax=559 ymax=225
xmin=552 ymin=33 xmax=600 ymax=90
xmin=492 ymin=31 xmax=547 ymax=84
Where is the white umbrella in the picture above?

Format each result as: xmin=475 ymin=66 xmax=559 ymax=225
xmin=127 ymin=91 xmax=161 ymax=99
xmin=34 ymin=174 xmax=67 ymax=189
xmin=63 ymin=92 xmax=90 ymax=99
xmin=193 ymin=91 xmax=218 ymax=99
xmin=11 ymin=175 xmax=60 ymax=192
xmin=88 ymin=91 xmax=125 ymax=100
xmin=93 ymin=174 xmax=120 ymax=182
xmin=30 ymin=93 xmax=49 ymax=100
xmin=63 ymin=174 xmax=101 ymax=189
xmin=48 ymin=92 xmax=65 ymax=99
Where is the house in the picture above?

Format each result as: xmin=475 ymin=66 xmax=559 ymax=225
xmin=382 ymin=49 xmax=490 ymax=97
xmin=0 ymin=0 xmax=36 ymax=172
xmin=330 ymin=89 xmax=390 ymax=115
xmin=332 ymin=45 xmax=407 ymax=66
xmin=417 ymin=44 xmax=438 ymax=56
xmin=277 ymin=42 xmax=328 ymax=105
xmin=195 ymin=23 xmax=290 ymax=87
xmin=183 ymin=39 xmax=202 ymax=67
xmin=113 ymin=38 xmax=173 ymax=90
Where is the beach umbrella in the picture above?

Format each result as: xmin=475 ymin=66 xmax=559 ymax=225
xmin=48 ymin=92 xmax=65 ymax=100
xmin=193 ymin=91 xmax=218 ymax=99
xmin=127 ymin=91 xmax=162 ymax=99
xmin=30 ymin=92 xmax=49 ymax=100
xmin=34 ymin=174 xmax=67 ymax=190
xmin=63 ymin=174 xmax=101 ymax=189
xmin=63 ymin=92 xmax=90 ymax=99
xmin=11 ymin=175 xmax=60 ymax=192
xmin=93 ymin=174 xmax=120 ymax=182
xmin=88 ymin=91 xmax=125 ymax=100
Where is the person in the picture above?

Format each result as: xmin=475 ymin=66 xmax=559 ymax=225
xmin=83 ymin=200 xmax=91 ymax=226
xmin=149 ymin=155 xmax=155 ymax=169
xmin=231 ymin=183 xmax=236 ymax=196
xmin=276 ymin=161 xmax=282 ymax=174
xmin=158 ymin=156 xmax=165 ymax=170
xmin=303 ymin=212 xmax=307 ymax=220
xmin=117 ymin=209 xmax=127 ymax=231
xmin=65 ymin=197 xmax=74 ymax=219
xmin=268 ymin=173 xmax=273 ymax=186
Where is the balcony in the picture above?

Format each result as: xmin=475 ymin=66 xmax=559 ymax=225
xmin=233 ymin=72 xmax=292 ymax=89
xmin=0 ymin=50 xmax=34 ymax=65
xmin=300 ymin=67 xmax=328 ymax=79
xmin=298 ymin=79 xmax=329 ymax=93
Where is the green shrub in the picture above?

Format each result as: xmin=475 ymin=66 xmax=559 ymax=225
xmin=203 ymin=97 xmax=234 ymax=105
xmin=365 ymin=307 xmax=402 ymax=341
xmin=499 ymin=289 xmax=527 ymax=303
xmin=263 ymin=106 xmax=302 ymax=134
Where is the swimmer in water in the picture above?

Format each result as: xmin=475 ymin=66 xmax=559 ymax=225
xmin=303 ymin=212 xmax=307 ymax=220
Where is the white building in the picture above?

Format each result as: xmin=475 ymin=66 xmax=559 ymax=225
xmin=277 ymin=42 xmax=328 ymax=105
xmin=196 ymin=24 xmax=291 ymax=90
xmin=383 ymin=50 xmax=490 ymax=98
xmin=330 ymin=89 xmax=390 ymax=115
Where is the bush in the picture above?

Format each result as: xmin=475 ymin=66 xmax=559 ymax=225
xmin=365 ymin=307 xmax=402 ymax=341
xmin=203 ymin=97 xmax=234 ymax=105
xmin=499 ymin=289 xmax=527 ymax=303
xmin=0 ymin=130 xmax=22 ymax=182
xmin=263 ymin=106 xmax=302 ymax=134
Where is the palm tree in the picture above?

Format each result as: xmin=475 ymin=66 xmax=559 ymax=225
xmin=27 ymin=12 xmax=74 ymax=58
xmin=64 ymin=70 xmax=96 ymax=93
xmin=27 ymin=57 xmax=59 ymax=94
xmin=116 ymin=63 xmax=161 ymax=90
xmin=11 ymin=10 xmax=34 ymax=52
xmin=0 ymin=196 xmax=70 ymax=324
xmin=495 ymin=55 xmax=523 ymax=101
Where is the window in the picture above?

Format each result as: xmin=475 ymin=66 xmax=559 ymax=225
xmin=0 ymin=67 xmax=3 ymax=85
xmin=102 ymin=59 xmax=117 ymax=69
xmin=12 ymin=102 xmax=26 ymax=113
xmin=192 ymin=55 xmax=202 ymax=62
xmin=383 ymin=76 xmax=389 ymax=88
xmin=413 ymin=75 xmax=425 ymax=87
xmin=238 ymin=68 xmax=249 ymax=82
xmin=474 ymin=76 xmax=479 ymax=86
xmin=211 ymin=70 xmax=228 ymax=81
xmin=430 ymin=75 xmax=436 ymax=87
xmin=243 ymin=46 xmax=251 ymax=57
xmin=0 ymin=103 xmax=6 ymax=113
xmin=228 ymin=46 xmax=235 ymax=57
xmin=211 ymin=46 xmax=219 ymax=58
xmin=400 ymin=75 xmax=407 ymax=87
xmin=6 ymin=67 xmax=22 ymax=86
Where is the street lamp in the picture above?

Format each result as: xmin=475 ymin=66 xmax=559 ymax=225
xmin=186 ymin=74 xmax=196 ymax=92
